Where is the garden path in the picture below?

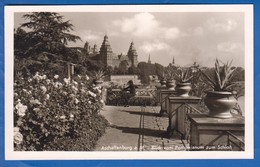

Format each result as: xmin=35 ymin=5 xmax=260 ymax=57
xmin=95 ymin=106 xmax=188 ymax=151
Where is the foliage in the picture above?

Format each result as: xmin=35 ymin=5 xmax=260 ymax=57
xmin=14 ymin=12 xmax=81 ymax=77
xmin=200 ymin=59 xmax=243 ymax=91
xmin=14 ymin=73 xmax=107 ymax=151
xmin=106 ymin=88 xmax=156 ymax=106
xmin=20 ymin=12 xmax=80 ymax=56
xmin=163 ymin=64 xmax=177 ymax=80
xmin=173 ymin=67 xmax=194 ymax=83
xmin=92 ymin=70 xmax=106 ymax=81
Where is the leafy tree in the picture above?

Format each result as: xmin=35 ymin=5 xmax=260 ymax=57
xmin=118 ymin=60 xmax=129 ymax=74
xmin=14 ymin=12 xmax=81 ymax=77
xmin=128 ymin=66 xmax=140 ymax=74
xmin=20 ymin=12 xmax=80 ymax=57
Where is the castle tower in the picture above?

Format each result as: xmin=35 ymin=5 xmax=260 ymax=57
xmin=93 ymin=43 xmax=98 ymax=54
xmin=148 ymin=54 xmax=151 ymax=64
xmin=127 ymin=41 xmax=138 ymax=67
xmin=99 ymin=35 xmax=113 ymax=66
xmin=84 ymin=41 xmax=90 ymax=54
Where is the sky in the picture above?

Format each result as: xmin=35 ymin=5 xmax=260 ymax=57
xmin=14 ymin=12 xmax=245 ymax=67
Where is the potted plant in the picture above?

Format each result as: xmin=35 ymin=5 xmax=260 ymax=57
xmin=164 ymin=65 xmax=176 ymax=90
xmin=174 ymin=67 xmax=194 ymax=97
xmin=159 ymin=71 xmax=167 ymax=87
xmin=92 ymin=70 xmax=106 ymax=85
xmin=200 ymin=59 xmax=241 ymax=118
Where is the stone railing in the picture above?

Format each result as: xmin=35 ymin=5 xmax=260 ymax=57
xmin=226 ymin=131 xmax=245 ymax=151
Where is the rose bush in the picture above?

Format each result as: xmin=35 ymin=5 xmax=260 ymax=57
xmin=14 ymin=72 xmax=108 ymax=151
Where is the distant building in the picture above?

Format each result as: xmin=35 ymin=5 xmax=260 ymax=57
xmin=148 ymin=54 xmax=151 ymax=64
xmin=84 ymin=35 xmax=138 ymax=68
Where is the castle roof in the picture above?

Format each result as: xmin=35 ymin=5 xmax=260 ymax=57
xmin=100 ymin=35 xmax=113 ymax=52
xmin=127 ymin=41 xmax=137 ymax=56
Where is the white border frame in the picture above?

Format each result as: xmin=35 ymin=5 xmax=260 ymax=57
xmin=5 ymin=5 xmax=254 ymax=160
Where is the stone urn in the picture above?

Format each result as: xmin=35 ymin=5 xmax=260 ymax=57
xmin=160 ymin=80 xmax=167 ymax=87
xmin=175 ymin=82 xmax=192 ymax=97
xmin=204 ymin=91 xmax=237 ymax=119
xmin=93 ymin=79 xmax=103 ymax=86
xmin=166 ymin=80 xmax=175 ymax=90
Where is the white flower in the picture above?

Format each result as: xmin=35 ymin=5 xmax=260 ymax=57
xmin=72 ymin=80 xmax=78 ymax=85
xmin=81 ymin=88 xmax=85 ymax=93
xmin=30 ymin=99 xmax=42 ymax=105
xmin=88 ymin=101 xmax=92 ymax=104
xmin=100 ymin=99 xmax=104 ymax=103
xmin=64 ymin=78 xmax=70 ymax=85
xmin=86 ymin=75 xmax=89 ymax=80
xmin=54 ymin=75 xmax=59 ymax=79
xmin=72 ymin=85 xmax=78 ymax=92
xmin=42 ymin=75 xmax=47 ymax=79
xmin=70 ymin=114 xmax=74 ymax=118
xmin=15 ymin=102 xmax=27 ymax=117
xmin=97 ymin=89 xmax=102 ymax=94
xmin=87 ymin=91 xmax=96 ymax=97
xmin=46 ymin=79 xmax=51 ymax=85
xmin=75 ymin=98 xmax=79 ymax=104
xmin=53 ymin=82 xmax=62 ymax=88
xmin=14 ymin=127 xmax=20 ymax=133
xmin=14 ymin=131 xmax=23 ymax=145
xmin=60 ymin=115 xmax=66 ymax=119
xmin=40 ymin=86 xmax=47 ymax=94
xmin=28 ymin=78 xmax=32 ymax=82
xmin=33 ymin=108 xmax=40 ymax=112
xmin=45 ymin=94 xmax=50 ymax=100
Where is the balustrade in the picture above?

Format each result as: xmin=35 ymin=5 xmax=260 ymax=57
xmin=156 ymin=86 xmax=244 ymax=151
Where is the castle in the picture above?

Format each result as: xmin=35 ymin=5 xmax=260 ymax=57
xmin=84 ymin=35 xmax=138 ymax=68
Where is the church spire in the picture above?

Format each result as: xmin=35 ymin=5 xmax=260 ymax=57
xmin=148 ymin=54 xmax=151 ymax=64
xmin=172 ymin=56 xmax=175 ymax=64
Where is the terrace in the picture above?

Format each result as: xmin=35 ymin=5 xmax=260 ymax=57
xmin=96 ymin=87 xmax=244 ymax=151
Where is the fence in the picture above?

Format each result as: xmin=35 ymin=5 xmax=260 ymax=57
xmin=183 ymin=103 xmax=244 ymax=151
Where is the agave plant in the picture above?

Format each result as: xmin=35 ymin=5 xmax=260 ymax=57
xmin=174 ymin=67 xmax=194 ymax=83
xmin=92 ymin=70 xmax=106 ymax=81
xmin=200 ymin=59 xmax=239 ymax=91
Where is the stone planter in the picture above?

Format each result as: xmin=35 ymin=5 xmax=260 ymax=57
xmin=160 ymin=80 xmax=167 ymax=87
xmin=204 ymin=91 xmax=237 ymax=119
xmin=94 ymin=79 xmax=103 ymax=86
xmin=175 ymin=82 xmax=192 ymax=97
xmin=166 ymin=80 xmax=175 ymax=90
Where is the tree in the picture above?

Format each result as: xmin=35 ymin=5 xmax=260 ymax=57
xmin=118 ymin=60 xmax=129 ymax=74
xmin=14 ymin=12 xmax=81 ymax=77
xmin=20 ymin=12 xmax=80 ymax=57
xmin=128 ymin=66 xmax=140 ymax=74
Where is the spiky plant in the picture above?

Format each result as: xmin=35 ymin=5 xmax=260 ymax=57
xmin=200 ymin=59 xmax=239 ymax=91
xmin=174 ymin=67 xmax=194 ymax=83
xmin=92 ymin=70 xmax=106 ymax=81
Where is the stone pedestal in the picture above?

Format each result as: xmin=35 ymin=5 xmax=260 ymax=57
xmin=158 ymin=89 xmax=178 ymax=116
xmin=166 ymin=96 xmax=201 ymax=138
xmin=188 ymin=114 xmax=244 ymax=151
xmin=155 ymin=86 xmax=167 ymax=105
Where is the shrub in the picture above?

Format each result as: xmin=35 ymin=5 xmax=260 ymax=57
xmin=14 ymin=72 xmax=107 ymax=151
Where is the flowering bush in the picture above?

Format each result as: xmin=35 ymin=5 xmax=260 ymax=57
xmin=14 ymin=72 xmax=108 ymax=151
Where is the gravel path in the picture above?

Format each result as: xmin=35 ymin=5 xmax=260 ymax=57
xmin=95 ymin=105 xmax=187 ymax=151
